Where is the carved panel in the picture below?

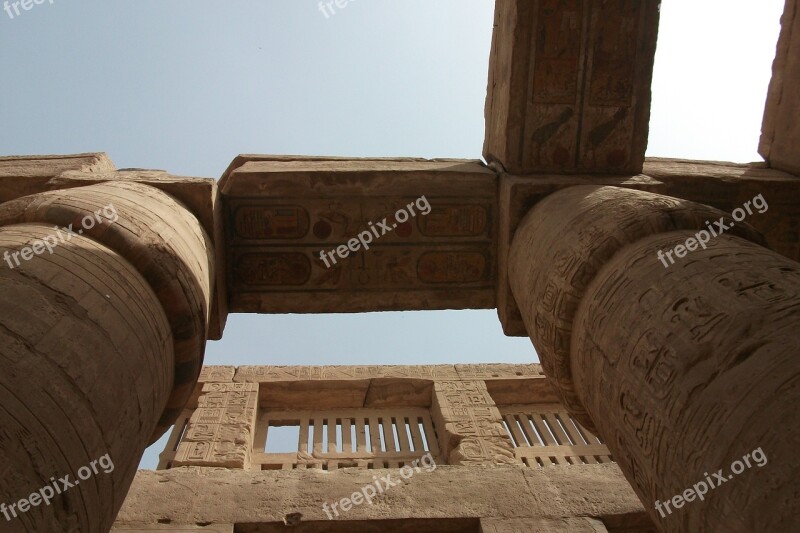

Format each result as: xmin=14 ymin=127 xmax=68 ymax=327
xmin=432 ymin=381 xmax=517 ymax=466
xmin=220 ymin=157 xmax=497 ymax=313
xmin=484 ymin=0 xmax=660 ymax=174
xmin=171 ymin=383 xmax=259 ymax=469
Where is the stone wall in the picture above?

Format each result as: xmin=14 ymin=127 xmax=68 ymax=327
xmin=114 ymin=365 xmax=654 ymax=532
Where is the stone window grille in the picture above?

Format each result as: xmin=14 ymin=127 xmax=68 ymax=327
xmin=500 ymin=404 xmax=613 ymax=467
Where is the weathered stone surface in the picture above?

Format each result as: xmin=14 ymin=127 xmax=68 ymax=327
xmin=508 ymin=185 xmax=766 ymax=424
xmin=219 ymin=156 xmax=497 ymax=314
xmin=484 ymin=0 xmax=660 ymax=175
xmin=760 ymin=0 xmax=800 ymax=174
xmin=53 ymin=169 xmax=228 ymax=340
xmin=498 ymin=159 xmax=800 ymax=335
xmin=0 ymin=156 xmax=227 ymax=340
xmin=0 ymin=225 xmax=173 ymax=532
xmin=0 ymin=175 xmax=221 ymax=531
xmin=509 ymin=185 xmax=800 ymax=531
xmin=172 ymin=383 xmax=259 ymax=469
xmin=160 ymin=364 xmax=590 ymax=480
xmin=0 ymin=153 xmax=115 ymax=202
xmin=455 ymin=363 xmax=543 ymax=379
xmin=432 ymin=381 xmax=517 ymax=465
xmin=197 ymin=365 xmax=556 ymax=409
xmin=485 ymin=377 xmax=560 ymax=406
xmin=112 ymin=526 xmax=232 ymax=533
xmin=0 ymin=181 xmax=215 ymax=438
xmin=480 ymin=517 xmax=610 ymax=532
xmin=199 ymin=366 xmax=236 ymax=383
xmin=233 ymin=364 xmax=545 ymax=383
xmin=115 ymin=465 xmax=647 ymax=526
xmin=233 ymin=365 xmax=461 ymax=382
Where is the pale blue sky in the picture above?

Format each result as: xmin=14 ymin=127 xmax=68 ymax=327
xmin=0 ymin=0 xmax=785 ymax=469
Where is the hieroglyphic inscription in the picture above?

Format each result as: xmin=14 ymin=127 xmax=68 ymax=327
xmin=532 ymin=0 xmax=584 ymax=105
xmin=234 ymin=206 xmax=309 ymax=240
xmin=237 ymin=253 xmax=311 ymax=286
xmin=525 ymin=0 xmax=584 ymax=169
xmin=431 ymin=381 xmax=517 ymax=466
xmin=418 ymin=205 xmax=488 ymax=237
xmin=232 ymin=246 xmax=491 ymax=293
xmin=173 ymin=383 xmax=259 ymax=468
xmin=417 ymin=251 xmax=489 ymax=284
xmin=198 ymin=366 xmax=235 ymax=383
xmin=484 ymin=0 xmax=659 ymax=173
xmin=222 ymin=158 xmax=497 ymax=313
xmin=455 ymin=364 xmax=544 ymax=379
xmin=230 ymin=199 xmax=493 ymax=244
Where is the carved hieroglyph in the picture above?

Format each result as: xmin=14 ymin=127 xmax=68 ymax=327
xmin=509 ymin=185 xmax=800 ymax=531
xmin=432 ymin=381 xmax=517 ymax=466
xmin=173 ymin=383 xmax=259 ymax=469
xmin=484 ymin=0 xmax=660 ymax=174
xmin=219 ymin=157 xmax=497 ymax=313
xmin=0 ymin=176 xmax=214 ymax=533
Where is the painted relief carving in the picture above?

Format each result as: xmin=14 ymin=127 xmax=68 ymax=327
xmin=417 ymin=252 xmax=488 ymax=284
xmin=237 ymin=253 xmax=311 ymax=286
xmin=234 ymin=206 xmax=309 ymax=239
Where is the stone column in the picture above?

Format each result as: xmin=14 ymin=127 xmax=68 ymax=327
xmin=508 ymin=186 xmax=800 ymax=532
xmin=0 ymin=181 xmax=213 ymax=532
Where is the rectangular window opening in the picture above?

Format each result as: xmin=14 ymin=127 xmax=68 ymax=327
xmin=265 ymin=423 xmax=301 ymax=454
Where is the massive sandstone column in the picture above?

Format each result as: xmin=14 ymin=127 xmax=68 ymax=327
xmin=0 ymin=181 xmax=213 ymax=532
xmin=508 ymin=186 xmax=800 ymax=532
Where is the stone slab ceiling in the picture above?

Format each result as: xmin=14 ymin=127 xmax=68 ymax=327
xmin=484 ymin=0 xmax=661 ymax=175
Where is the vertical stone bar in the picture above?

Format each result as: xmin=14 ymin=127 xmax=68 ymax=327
xmin=0 ymin=181 xmax=214 ymax=532
xmin=431 ymin=381 xmax=516 ymax=465
xmin=508 ymin=185 xmax=800 ymax=531
xmin=760 ymin=0 xmax=800 ymax=174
